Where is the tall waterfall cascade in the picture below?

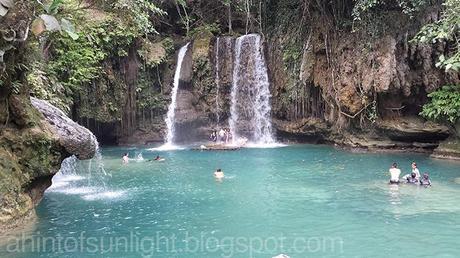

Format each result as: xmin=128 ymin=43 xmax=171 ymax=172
xmin=214 ymin=38 xmax=221 ymax=125
xmin=229 ymin=34 xmax=275 ymax=145
xmin=158 ymin=42 xmax=190 ymax=150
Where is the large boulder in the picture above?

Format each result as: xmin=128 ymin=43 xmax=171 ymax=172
xmin=31 ymin=97 xmax=97 ymax=159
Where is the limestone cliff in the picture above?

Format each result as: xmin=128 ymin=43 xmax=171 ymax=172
xmin=0 ymin=1 xmax=97 ymax=233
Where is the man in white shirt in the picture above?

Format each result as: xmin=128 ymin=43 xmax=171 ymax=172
xmin=389 ymin=163 xmax=401 ymax=184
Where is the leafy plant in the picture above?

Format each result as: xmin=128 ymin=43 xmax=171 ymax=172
xmin=31 ymin=0 xmax=79 ymax=39
xmin=420 ymin=85 xmax=460 ymax=123
xmin=413 ymin=0 xmax=460 ymax=72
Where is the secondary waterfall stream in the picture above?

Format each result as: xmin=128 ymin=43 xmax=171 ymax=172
xmin=159 ymin=43 xmax=190 ymax=150
xmin=47 ymin=138 xmax=121 ymax=201
xmin=229 ymin=34 xmax=275 ymax=145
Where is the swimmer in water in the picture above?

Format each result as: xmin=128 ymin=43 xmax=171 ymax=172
xmin=122 ymin=153 xmax=129 ymax=164
xmin=406 ymin=172 xmax=419 ymax=184
xmin=388 ymin=163 xmax=401 ymax=184
xmin=214 ymin=168 xmax=224 ymax=180
xmin=420 ymin=173 xmax=431 ymax=187
xmin=150 ymin=155 xmax=165 ymax=162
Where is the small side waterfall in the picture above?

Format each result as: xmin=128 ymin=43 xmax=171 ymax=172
xmin=161 ymin=42 xmax=190 ymax=149
xmin=48 ymin=139 xmax=124 ymax=201
xmin=229 ymin=34 xmax=275 ymax=145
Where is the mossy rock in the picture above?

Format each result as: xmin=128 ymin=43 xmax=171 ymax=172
xmin=137 ymin=39 xmax=167 ymax=67
xmin=192 ymin=33 xmax=212 ymax=61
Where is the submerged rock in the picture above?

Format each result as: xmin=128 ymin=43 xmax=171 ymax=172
xmin=31 ymin=97 xmax=97 ymax=160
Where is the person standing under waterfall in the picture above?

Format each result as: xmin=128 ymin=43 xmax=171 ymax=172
xmin=219 ymin=128 xmax=226 ymax=143
xmin=210 ymin=131 xmax=217 ymax=142
xmin=225 ymin=128 xmax=230 ymax=143
xmin=227 ymin=129 xmax=232 ymax=143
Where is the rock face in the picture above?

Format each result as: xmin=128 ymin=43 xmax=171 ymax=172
xmin=31 ymin=98 xmax=97 ymax=160
xmin=376 ymin=117 xmax=451 ymax=142
xmin=431 ymin=138 xmax=460 ymax=160
xmin=0 ymin=97 xmax=97 ymax=234
xmin=262 ymin=6 xmax=458 ymax=151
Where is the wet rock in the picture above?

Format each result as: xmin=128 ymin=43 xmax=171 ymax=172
xmin=273 ymin=118 xmax=330 ymax=143
xmin=31 ymin=97 xmax=97 ymax=160
xmin=376 ymin=117 xmax=450 ymax=142
xmin=431 ymin=138 xmax=460 ymax=160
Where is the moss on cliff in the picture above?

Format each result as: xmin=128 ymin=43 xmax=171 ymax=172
xmin=0 ymin=114 xmax=64 ymax=232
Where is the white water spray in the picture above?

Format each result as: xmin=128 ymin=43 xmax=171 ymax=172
xmin=229 ymin=34 xmax=275 ymax=145
xmin=157 ymin=42 xmax=190 ymax=150
xmin=47 ymin=137 xmax=124 ymax=201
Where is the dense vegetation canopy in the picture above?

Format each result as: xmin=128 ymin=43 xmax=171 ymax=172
xmin=1 ymin=0 xmax=459 ymax=129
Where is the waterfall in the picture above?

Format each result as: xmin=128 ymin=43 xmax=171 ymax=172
xmin=160 ymin=42 xmax=190 ymax=150
xmin=48 ymin=139 xmax=124 ymax=201
xmin=229 ymin=34 xmax=275 ymax=145
xmin=215 ymin=37 xmax=221 ymax=125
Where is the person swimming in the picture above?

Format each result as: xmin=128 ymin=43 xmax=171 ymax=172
xmin=420 ymin=173 xmax=431 ymax=187
xmin=406 ymin=172 xmax=419 ymax=184
xmin=214 ymin=168 xmax=224 ymax=180
xmin=389 ymin=163 xmax=401 ymax=184
xmin=153 ymin=155 xmax=165 ymax=161
xmin=122 ymin=153 xmax=129 ymax=164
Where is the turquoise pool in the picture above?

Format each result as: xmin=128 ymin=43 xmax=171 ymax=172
xmin=2 ymin=145 xmax=460 ymax=257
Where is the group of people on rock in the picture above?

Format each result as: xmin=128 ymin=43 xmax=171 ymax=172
xmin=210 ymin=128 xmax=232 ymax=143
xmin=389 ymin=162 xmax=431 ymax=186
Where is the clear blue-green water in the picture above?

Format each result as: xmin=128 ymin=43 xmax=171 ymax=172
xmin=2 ymin=145 xmax=460 ymax=258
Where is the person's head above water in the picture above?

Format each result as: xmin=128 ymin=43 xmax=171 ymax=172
xmin=123 ymin=153 xmax=128 ymax=157
xmin=216 ymin=168 xmax=222 ymax=172
xmin=412 ymin=162 xmax=417 ymax=168
xmin=423 ymin=173 xmax=429 ymax=179
xmin=411 ymin=172 xmax=416 ymax=178
xmin=391 ymin=163 xmax=398 ymax=168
